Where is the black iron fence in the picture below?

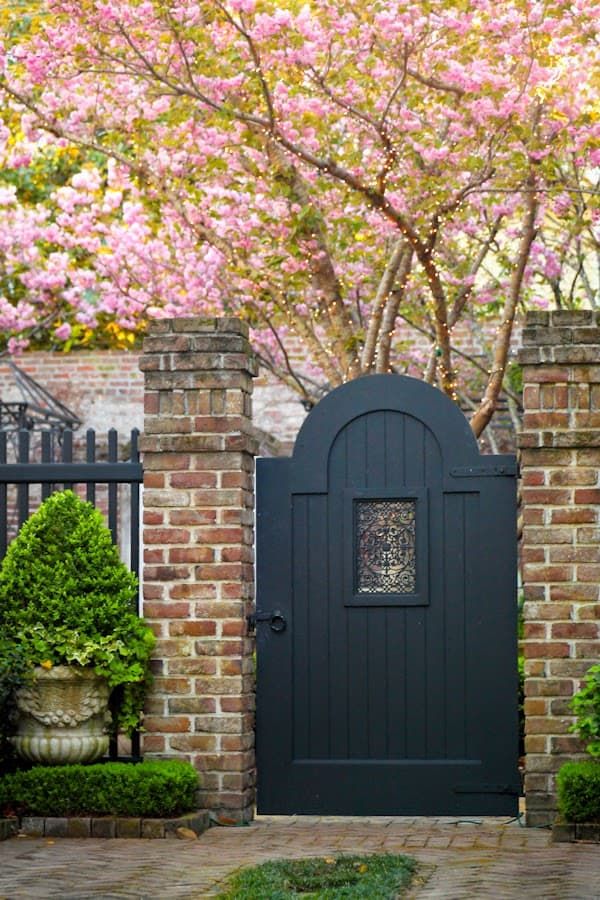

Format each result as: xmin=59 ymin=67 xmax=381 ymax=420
xmin=0 ymin=427 xmax=144 ymax=758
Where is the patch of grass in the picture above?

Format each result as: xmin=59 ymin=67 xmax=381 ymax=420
xmin=217 ymin=853 xmax=417 ymax=899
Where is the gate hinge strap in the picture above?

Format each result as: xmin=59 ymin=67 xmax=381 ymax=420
xmin=450 ymin=464 xmax=518 ymax=477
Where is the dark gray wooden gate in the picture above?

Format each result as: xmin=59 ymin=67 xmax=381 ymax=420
xmin=255 ymin=374 xmax=519 ymax=815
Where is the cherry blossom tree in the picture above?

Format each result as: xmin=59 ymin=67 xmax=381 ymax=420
xmin=1 ymin=1 xmax=599 ymax=434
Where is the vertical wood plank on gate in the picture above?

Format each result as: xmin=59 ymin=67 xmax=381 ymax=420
xmin=307 ymin=493 xmax=329 ymax=759
xmin=292 ymin=494 xmax=309 ymax=760
xmin=403 ymin=418 xmax=426 ymax=758
xmin=345 ymin=418 xmax=369 ymax=760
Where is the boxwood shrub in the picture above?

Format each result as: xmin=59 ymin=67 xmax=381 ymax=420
xmin=556 ymin=761 xmax=600 ymax=824
xmin=0 ymin=760 xmax=200 ymax=818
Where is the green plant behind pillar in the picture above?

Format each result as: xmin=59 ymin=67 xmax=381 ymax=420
xmin=570 ymin=664 xmax=600 ymax=757
xmin=0 ymin=490 xmax=155 ymax=733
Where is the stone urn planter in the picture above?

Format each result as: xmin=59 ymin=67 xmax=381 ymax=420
xmin=12 ymin=665 xmax=110 ymax=765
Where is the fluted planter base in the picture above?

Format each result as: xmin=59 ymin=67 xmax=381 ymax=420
xmin=12 ymin=666 xmax=110 ymax=765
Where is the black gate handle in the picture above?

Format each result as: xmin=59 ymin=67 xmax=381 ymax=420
xmin=247 ymin=610 xmax=287 ymax=633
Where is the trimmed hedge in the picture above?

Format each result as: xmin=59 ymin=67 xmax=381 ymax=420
xmin=0 ymin=760 xmax=200 ymax=818
xmin=556 ymin=761 xmax=600 ymax=824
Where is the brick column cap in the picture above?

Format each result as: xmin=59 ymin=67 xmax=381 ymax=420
xmin=147 ymin=317 xmax=249 ymax=338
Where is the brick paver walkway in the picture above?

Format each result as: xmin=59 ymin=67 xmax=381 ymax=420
xmin=1 ymin=815 xmax=599 ymax=898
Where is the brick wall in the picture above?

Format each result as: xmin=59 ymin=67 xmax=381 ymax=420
xmin=139 ymin=318 xmax=257 ymax=822
xmin=519 ymin=310 xmax=600 ymax=826
xmin=1 ymin=317 xmax=523 ymax=452
xmin=0 ymin=352 xmax=144 ymax=436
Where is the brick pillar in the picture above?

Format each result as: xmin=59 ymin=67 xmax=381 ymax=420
xmin=139 ymin=317 xmax=257 ymax=823
xmin=519 ymin=309 xmax=600 ymax=826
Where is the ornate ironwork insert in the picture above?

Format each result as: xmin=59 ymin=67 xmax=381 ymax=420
xmin=356 ymin=499 xmax=416 ymax=594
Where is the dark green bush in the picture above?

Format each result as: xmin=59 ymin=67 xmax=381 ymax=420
xmin=0 ymin=760 xmax=200 ymax=818
xmin=556 ymin=761 xmax=600 ymax=823
xmin=0 ymin=490 xmax=155 ymax=732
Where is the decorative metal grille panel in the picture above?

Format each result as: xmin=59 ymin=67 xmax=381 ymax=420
xmin=356 ymin=499 xmax=416 ymax=594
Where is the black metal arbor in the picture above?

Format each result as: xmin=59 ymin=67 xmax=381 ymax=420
xmin=0 ymin=359 xmax=81 ymax=438
xmin=255 ymin=373 xmax=519 ymax=816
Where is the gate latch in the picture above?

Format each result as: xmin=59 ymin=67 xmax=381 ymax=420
xmin=247 ymin=610 xmax=287 ymax=634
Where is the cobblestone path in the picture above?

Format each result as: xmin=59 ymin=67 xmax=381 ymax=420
xmin=1 ymin=815 xmax=599 ymax=899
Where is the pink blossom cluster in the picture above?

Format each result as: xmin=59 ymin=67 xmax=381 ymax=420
xmin=0 ymin=0 xmax=597 ymax=385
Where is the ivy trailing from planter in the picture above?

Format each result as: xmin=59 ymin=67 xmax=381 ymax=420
xmin=0 ymin=490 xmax=155 ymax=734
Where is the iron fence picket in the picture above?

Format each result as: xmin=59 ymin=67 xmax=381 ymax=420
xmin=17 ymin=430 xmax=30 ymax=528
xmin=40 ymin=431 xmax=53 ymax=501
xmin=107 ymin=428 xmax=118 ymax=544
xmin=85 ymin=429 xmax=96 ymax=505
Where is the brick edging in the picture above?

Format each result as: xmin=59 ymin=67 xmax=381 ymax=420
xmin=1 ymin=810 xmax=209 ymax=839
xmin=552 ymin=821 xmax=600 ymax=843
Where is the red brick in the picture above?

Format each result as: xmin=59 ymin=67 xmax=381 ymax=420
xmin=170 ymin=583 xmax=219 ymax=600
xmin=195 ymin=563 xmax=243 ymax=581
xmin=522 ymin=547 xmax=546 ymax=563
xmin=575 ymin=488 xmax=600 ymax=504
xmin=522 ymin=471 xmax=546 ymax=486
xmin=549 ymin=546 xmax=600 ymax=563
xmin=525 ymin=678 xmax=573 ymax=697
xmin=524 ymin=699 xmax=547 ymax=716
xmin=143 ymin=716 xmax=191 ymax=733
xmin=523 ymin=488 xmax=571 ymax=505
xmin=152 ymin=677 xmax=192 ymax=694
xmin=522 ymin=367 xmax=570 ymax=383
xmin=143 ymin=601 xmax=190 ymax=619
xmin=144 ymin=472 xmax=165 ymax=488
xmin=168 ymin=547 xmax=214 ymax=563
xmin=168 ymin=735 xmax=218 ymax=752
xmin=143 ymin=510 xmax=164 ymax=525
xmin=144 ymin=527 xmax=191 ymax=544
xmin=577 ymin=565 xmax=600 ymax=582
xmin=170 ymin=472 xmax=218 ymax=488
xmin=141 ymin=735 xmax=166 ymax=753
xmin=550 ymin=507 xmax=597 ymax=525
xmin=170 ymin=509 xmax=217 ymax=525
xmin=522 ymin=412 xmax=569 ymax=429
xmin=524 ymin=642 xmax=570 ymax=658
xmin=522 ymin=565 xmax=572 ymax=583
xmin=575 ymin=642 xmax=600 ymax=659
xmin=522 ymin=508 xmax=545 ymax=525
xmin=551 ymin=622 xmax=599 ymax=639
xmin=550 ymin=735 xmax=585 ymax=753
xmin=221 ymin=621 xmax=246 ymax=637
xmin=524 ymin=623 xmax=547 ymax=639
xmin=196 ymin=527 xmax=244 ymax=543
xmin=550 ymin=584 xmax=598 ymax=601
xmin=144 ymin=548 xmax=165 ymax=563
xmin=144 ymin=565 xmax=190 ymax=581
xmin=168 ymin=658 xmax=218 ymax=675
xmin=169 ymin=620 xmax=219 ymax=637
xmin=526 ymin=716 xmax=572 ymax=734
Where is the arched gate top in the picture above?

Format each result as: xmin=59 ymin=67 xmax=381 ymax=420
xmin=292 ymin=374 xmax=485 ymax=493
